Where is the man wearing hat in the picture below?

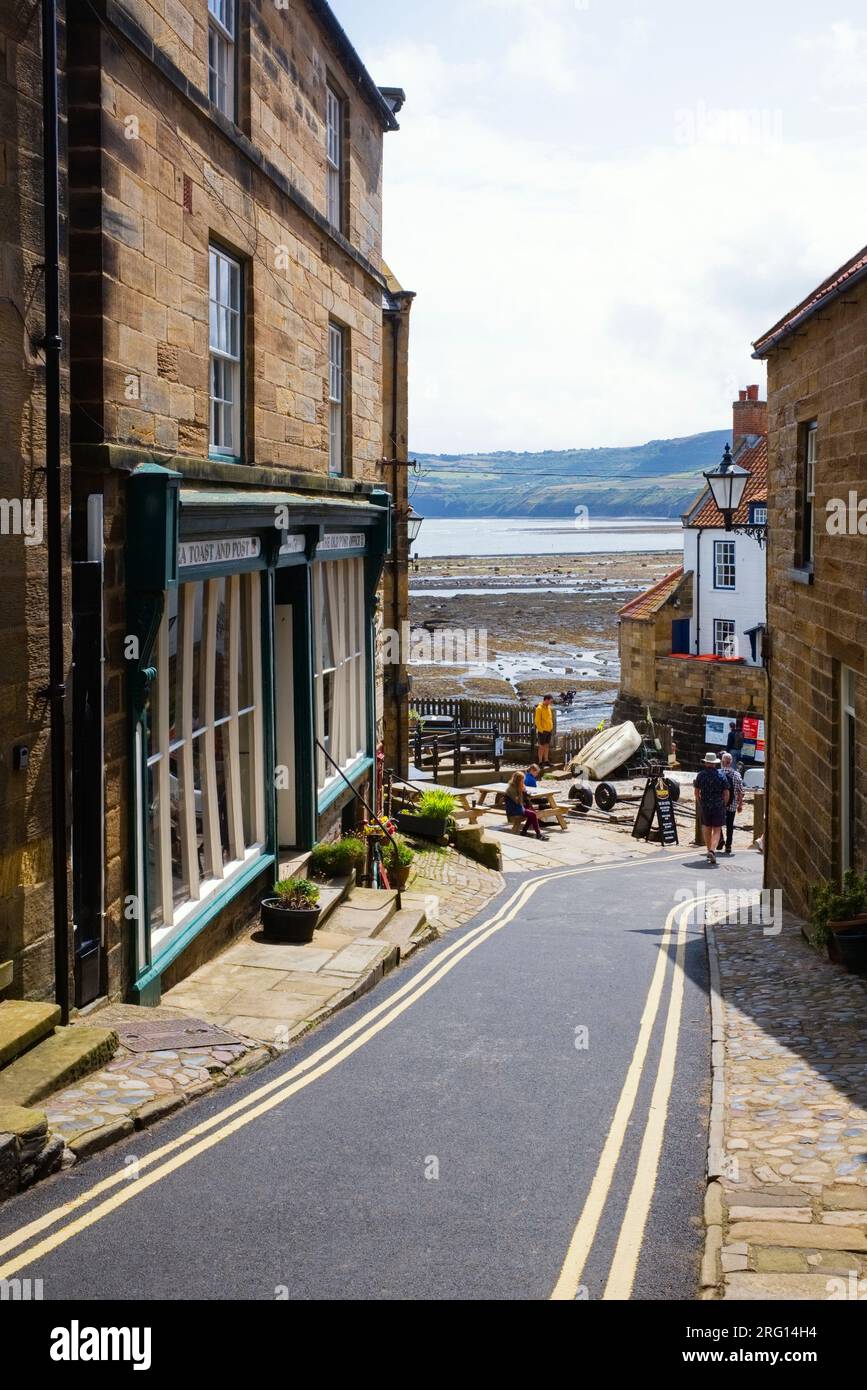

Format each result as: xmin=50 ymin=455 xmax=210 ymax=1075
xmin=693 ymin=752 xmax=731 ymax=866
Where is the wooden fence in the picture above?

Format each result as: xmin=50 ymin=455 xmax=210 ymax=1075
xmin=409 ymin=696 xmax=598 ymax=768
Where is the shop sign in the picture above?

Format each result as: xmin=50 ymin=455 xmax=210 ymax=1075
xmin=317 ymin=532 xmax=366 ymax=552
xmin=279 ymin=532 xmax=306 ymax=555
xmin=178 ymin=536 xmax=261 ymax=569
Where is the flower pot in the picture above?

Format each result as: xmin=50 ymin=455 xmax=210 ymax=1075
xmin=396 ymin=810 xmax=446 ymax=841
xmin=260 ymin=898 xmax=321 ymax=943
xmin=389 ymin=863 xmax=412 ymax=890
xmin=826 ymin=913 xmax=867 ymax=969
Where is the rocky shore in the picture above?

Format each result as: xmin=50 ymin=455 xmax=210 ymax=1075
xmin=408 ymin=549 xmax=681 ymax=723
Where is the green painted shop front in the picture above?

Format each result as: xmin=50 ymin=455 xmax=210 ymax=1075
xmin=125 ymin=465 xmax=390 ymax=1004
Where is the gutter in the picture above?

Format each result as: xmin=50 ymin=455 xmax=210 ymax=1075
xmin=752 ymin=261 xmax=867 ymax=358
xmin=42 ymin=0 xmax=71 ymax=1022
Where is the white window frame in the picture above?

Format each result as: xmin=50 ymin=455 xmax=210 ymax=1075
xmin=713 ymin=618 xmax=737 ymax=659
xmin=209 ymin=246 xmax=242 ymax=458
xmin=750 ymin=504 xmax=768 ymax=526
xmin=803 ymin=421 xmax=817 ymax=565
xmin=326 ymin=85 xmax=343 ymax=229
xmin=208 ymin=0 xmax=236 ymax=118
xmin=328 ymin=322 xmax=344 ymax=475
xmin=713 ymin=539 xmax=736 ymax=590
xmin=313 ymin=557 xmax=367 ymax=795
xmin=146 ymin=571 xmax=265 ymax=956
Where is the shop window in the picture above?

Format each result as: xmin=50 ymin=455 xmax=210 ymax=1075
xmin=313 ymin=557 xmax=367 ymax=793
xmin=146 ymin=571 xmax=265 ymax=950
xmin=209 ymin=245 xmax=242 ymax=458
xmin=841 ymin=666 xmax=857 ymax=875
xmin=208 ymin=0 xmax=236 ymax=118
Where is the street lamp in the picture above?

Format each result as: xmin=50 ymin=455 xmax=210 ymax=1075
xmin=703 ymin=444 xmax=751 ymax=531
xmin=405 ymin=507 xmax=423 ymax=545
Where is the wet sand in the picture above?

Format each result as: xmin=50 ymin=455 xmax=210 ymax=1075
xmin=408 ymin=549 xmax=681 ymax=723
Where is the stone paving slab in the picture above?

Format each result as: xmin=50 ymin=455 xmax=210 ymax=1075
xmin=702 ymin=904 xmax=867 ymax=1300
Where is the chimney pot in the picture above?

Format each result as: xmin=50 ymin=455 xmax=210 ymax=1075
xmin=732 ymin=384 xmax=767 ymax=452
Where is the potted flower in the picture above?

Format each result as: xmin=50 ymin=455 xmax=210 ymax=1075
xmin=382 ymin=835 xmax=415 ymax=889
xmin=308 ymin=835 xmax=366 ymax=881
xmin=397 ymin=788 xmax=456 ymax=842
xmin=809 ymin=870 xmax=867 ymax=971
xmin=260 ymin=877 xmax=321 ymax=943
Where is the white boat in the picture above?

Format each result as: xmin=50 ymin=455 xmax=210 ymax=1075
xmin=570 ymin=721 xmax=642 ymax=781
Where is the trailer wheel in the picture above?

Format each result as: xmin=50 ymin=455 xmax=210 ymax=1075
xmin=664 ymin=778 xmax=681 ymax=802
xmin=595 ymin=782 xmax=618 ymax=812
xmin=569 ymin=784 xmax=593 ymax=809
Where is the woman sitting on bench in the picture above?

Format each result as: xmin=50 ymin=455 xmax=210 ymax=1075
xmin=504 ymin=772 xmax=550 ymax=841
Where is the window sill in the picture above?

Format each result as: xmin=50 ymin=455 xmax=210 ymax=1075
xmin=788 ymin=566 xmax=814 ymax=585
xmin=134 ymin=849 xmax=274 ymax=999
xmin=317 ymin=756 xmax=373 ymax=816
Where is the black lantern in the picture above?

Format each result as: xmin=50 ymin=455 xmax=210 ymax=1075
xmin=703 ymin=444 xmax=751 ymax=531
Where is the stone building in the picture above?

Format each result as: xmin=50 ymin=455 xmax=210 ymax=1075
xmin=0 ymin=2 xmax=72 ymax=1009
xmin=614 ymin=387 xmax=768 ymax=766
xmin=1 ymin=0 xmax=413 ymax=1009
xmin=753 ymin=244 xmax=867 ymax=915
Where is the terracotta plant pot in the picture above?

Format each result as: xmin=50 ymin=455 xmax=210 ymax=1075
xmin=390 ymin=864 xmax=411 ymax=890
xmin=260 ymin=899 xmax=321 ymax=943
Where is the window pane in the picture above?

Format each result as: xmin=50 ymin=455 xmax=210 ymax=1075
xmin=238 ymin=573 xmax=254 ymax=710
xmin=213 ymin=578 xmax=230 ymax=720
xmin=192 ymin=735 xmax=207 ymax=879
xmin=169 ymin=748 xmax=188 ymax=907
xmin=167 ymin=585 xmax=180 ymax=742
xmin=147 ymin=763 xmax=163 ymax=928
xmin=214 ymin=723 xmax=232 ymax=868
xmin=239 ymin=711 xmax=255 ymax=847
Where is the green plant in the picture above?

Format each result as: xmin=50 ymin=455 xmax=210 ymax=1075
xmin=808 ymin=869 xmax=867 ymax=948
xmin=272 ymin=877 xmax=321 ymax=910
xmin=308 ymin=836 xmax=366 ymax=880
xmin=382 ymin=835 xmax=414 ymax=871
xmin=416 ymin=789 xmax=456 ymax=819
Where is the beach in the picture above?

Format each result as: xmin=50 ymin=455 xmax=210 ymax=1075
xmin=408 ymin=546 xmax=681 ymax=724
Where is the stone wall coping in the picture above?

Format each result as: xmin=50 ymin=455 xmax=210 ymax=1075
xmin=72 ymin=443 xmax=378 ymax=498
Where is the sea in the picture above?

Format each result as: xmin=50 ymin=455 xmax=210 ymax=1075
xmin=412 ymin=516 xmax=684 ymax=558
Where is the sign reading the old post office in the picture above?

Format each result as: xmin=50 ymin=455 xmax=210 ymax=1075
xmin=178 ymin=537 xmax=261 ymax=569
xmin=317 ymin=532 xmax=366 ymax=553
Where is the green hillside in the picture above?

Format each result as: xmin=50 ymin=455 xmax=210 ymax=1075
xmin=410 ymin=429 xmax=729 ymax=518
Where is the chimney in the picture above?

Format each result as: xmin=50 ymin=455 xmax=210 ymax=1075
xmin=732 ymin=384 xmax=767 ymax=453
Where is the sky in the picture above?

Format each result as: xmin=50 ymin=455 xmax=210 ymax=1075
xmin=330 ymin=0 xmax=867 ymax=454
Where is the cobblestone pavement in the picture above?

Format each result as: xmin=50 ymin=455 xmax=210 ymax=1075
xmin=707 ymin=909 xmax=867 ymax=1300
xmin=407 ymin=845 xmax=503 ymax=932
xmin=44 ymin=1004 xmax=272 ymax=1163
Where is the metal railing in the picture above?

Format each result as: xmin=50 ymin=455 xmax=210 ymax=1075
xmin=314 ymin=739 xmax=401 ymax=909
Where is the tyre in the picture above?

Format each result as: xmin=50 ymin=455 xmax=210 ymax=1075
xmin=595 ymin=782 xmax=618 ymax=812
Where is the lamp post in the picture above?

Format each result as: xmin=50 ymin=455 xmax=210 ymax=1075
xmin=405 ymin=506 xmax=423 ymax=546
xmin=702 ymin=444 xmax=764 ymax=544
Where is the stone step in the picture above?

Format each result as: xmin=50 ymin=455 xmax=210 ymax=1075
xmin=377 ymin=906 xmax=438 ymax=960
xmin=315 ymin=874 xmax=354 ymax=929
xmin=0 ymin=1001 xmax=61 ymax=1070
xmin=326 ymin=887 xmax=399 ymax=940
xmin=0 ymin=1025 xmax=119 ymax=1108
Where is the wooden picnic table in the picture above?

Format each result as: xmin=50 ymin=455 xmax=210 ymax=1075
xmin=403 ymin=780 xmax=487 ymax=824
xmin=473 ymin=782 xmax=571 ymax=831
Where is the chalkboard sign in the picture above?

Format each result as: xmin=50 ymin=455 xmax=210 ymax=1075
xmin=632 ymin=776 xmax=679 ymax=845
xmin=654 ymin=782 xmax=679 ymax=845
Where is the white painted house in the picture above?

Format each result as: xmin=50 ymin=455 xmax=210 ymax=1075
xmin=679 ymin=388 xmax=768 ymax=665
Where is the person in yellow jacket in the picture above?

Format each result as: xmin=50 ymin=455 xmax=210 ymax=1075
xmin=534 ymin=694 xmax=554 ymax=768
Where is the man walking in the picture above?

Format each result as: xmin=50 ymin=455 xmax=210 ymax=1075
xmin=693 ymin=751 xmax=730 ymax=866
xmin=534 ymin=694 xmax=554 ymax=769
xmin=718 ymin=751 xmax=745 ymax=856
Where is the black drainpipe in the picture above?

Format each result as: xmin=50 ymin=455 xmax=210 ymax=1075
xmin=388 ymin=311 xmax=404 ymax=775
xmin=42 ymin=0 xmax=70 ymax=1022
xmin=694 ymin=529 xmax=702 ymax=654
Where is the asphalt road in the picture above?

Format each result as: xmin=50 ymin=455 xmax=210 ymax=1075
xmin=0 ymin=847 xmax=762 ymax=1301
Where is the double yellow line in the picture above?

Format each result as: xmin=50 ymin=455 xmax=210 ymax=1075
xmin=0 ymin=853 xmax=701 ymax=1291
xmin=551 ymin=893 xmax=701 ymax=1300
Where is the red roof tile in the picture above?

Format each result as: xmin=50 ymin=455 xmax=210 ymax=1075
xmin=753 ymin=243 xmax=867 ymax=355
xmin=618 ymin=566 xmax=686 ymax=621
xmin=686 ymin=436 xmax=767 ymax=528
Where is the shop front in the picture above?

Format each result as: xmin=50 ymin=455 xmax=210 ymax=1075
xmin=125 ymin=465 xmax=389 ymax=1004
